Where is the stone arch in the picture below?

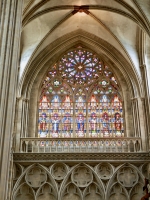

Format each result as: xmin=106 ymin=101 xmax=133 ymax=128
xmin=36 ymin=182 xmax=57 ymax=200
xmin=12 ymin=163 xmax=58 ymax=198
xmin=18 ymin=37 xmax=138 ymax=136
xmin=130 ymin=182 xmax=145 ymax=200
xmin=19 ymin=30 xmax=141 ymax=98
xmin=14 ymin=30 xmax=147 ymax=152
xmin=59 ymin=163 xmax=105 ymax=199
xmin=13 ymin=182 xmax=35 ymax=200
xmin=106 ymin=163 xmax=144 ymax=199
xmin=61 ymin=182 xmax=82 ymax=200
xmin=83 ymin=182 xmax=104 ymax=200
xmin=50 ymin=163 xmax=69 ymax=181
xmin=108 ymin=182 xmax=129 ymax=200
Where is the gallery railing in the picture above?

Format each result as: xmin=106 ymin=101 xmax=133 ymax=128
xmin=19 ymin=137 xmax=142 ymax=153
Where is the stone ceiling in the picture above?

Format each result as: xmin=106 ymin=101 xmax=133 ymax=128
xmin=20 ymin=0 xmax=150 ymax=85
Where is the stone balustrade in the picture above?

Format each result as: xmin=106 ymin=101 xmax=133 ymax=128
xmin=19 ymin=137 xmax=142 ymax=153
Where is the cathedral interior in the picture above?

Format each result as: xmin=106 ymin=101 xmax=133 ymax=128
xmin=0 ymin=0 xmax=150 ymax=199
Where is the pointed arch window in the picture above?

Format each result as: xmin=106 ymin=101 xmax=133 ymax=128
xmin=38 ymin=47 xmax=124 ymax=138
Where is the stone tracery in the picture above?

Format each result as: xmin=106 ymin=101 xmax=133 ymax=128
xmin=13 ymin=162 xmax=147 ymax=200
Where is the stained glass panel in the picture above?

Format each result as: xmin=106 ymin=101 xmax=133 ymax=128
xmin=38 ymin=47 xmax=124 ymax=138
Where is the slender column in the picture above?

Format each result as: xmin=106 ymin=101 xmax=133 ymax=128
xmin=21 ymin=98 xmax=29 ymax=138
xmin=131 ymin=98 xmax=141 ymax=137
xmin=15 ymin=97 xmax=30 ymax=152
xmin=131 ymin=97 xmax=147 ymax=151
xmin=0 ymin=0 xmax=23 ymax=199
xmin=138 ymin=97 xmax=147 ymax=151
xmin=86 ymin=102 xmax=89 ymax=137
xmin=140 ymin=64 xmax=150 ymax=148
xmin=15 ymin=98 xmax=29 ymax=152
xmin=13 ymin=97 xmax=21 ymax=152
xmin=73 ymin=99 xmax=76 ymax=137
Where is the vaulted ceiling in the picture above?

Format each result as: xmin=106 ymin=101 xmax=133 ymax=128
xmin=20 ymin=0 xmax=150 ymax=89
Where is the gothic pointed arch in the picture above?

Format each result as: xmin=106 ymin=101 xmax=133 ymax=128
xmin=38 ymin=46 xmax=124 ymax=138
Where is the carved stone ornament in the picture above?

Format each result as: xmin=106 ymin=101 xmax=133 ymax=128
xmin=13 ymin=162 xmax=149 ymax=200
xmin=25 ymin=167 xmax=47 ymax=188
xmin=109 ymin=183 xmax=127 ymax=200
xmin=71 ymin=166 xmax=93 ymax=187
xmin=63 ymin=184 xmax=80 ymax=200
xmin=36 ymin=184 xmax=56 ymax=200
xmin=97 ymin=163 xmax=113 ymax=179
xmin=16 ymin=184 xmax=34 ymax=200
xmin=13 ymin=152 xmax=150 ymax=161
xmin=117 ymin=166 xmax=138 ymax=187
xmin=84 ymin=183 xmax=103 ymax=200
xmin=130 ymin=183 xmax=145 ymax=200
xmin=51 ymin=163 xmax=67 ymax=180
xmin=142 ymin=163 xmax=150 ymax=180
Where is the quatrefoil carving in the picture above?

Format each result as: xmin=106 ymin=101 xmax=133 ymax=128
xmin=51 ymin=164 xmax=67 ymax=180
xmin=71 ymin=167 xmax=93 ymax=187
xmin=97 ymin=163 xmax=113 ymax=179
xmin=26 ymin=167 xmax=47 ymax=188
xmin=117 ymin=167 xmax=138 ymax=187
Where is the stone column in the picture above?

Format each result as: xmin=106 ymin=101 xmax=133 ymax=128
xmin=73 ymin=97 xmax=76 ymax=137
xmin=131 ymin=97 xmax=147 ymax=151
xmin=21 ymin=98 xmax=29 ymax=138
xmin=0 ymin=0 xmax=23 ymax=199
xmin=15 ymin=98 xmax=29 ymax=152
xmin=13 ymin=97 xmax=21 ymax=152
xmin=131 ymin=98 xmax=141 ymax=137
xmin=138 ymin=97 xmax=147 ymax=151
xmin=140 ymin=64 xmax=150 ymax=149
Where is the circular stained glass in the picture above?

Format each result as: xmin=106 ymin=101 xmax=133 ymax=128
xmin=57 ymin=49 xmax=103 ymax=85
xmin=43 ymin=47 xmax=118 ymax=87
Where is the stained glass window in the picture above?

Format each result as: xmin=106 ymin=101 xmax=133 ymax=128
xmin=38 ymin=47 xmax=124 ymax=138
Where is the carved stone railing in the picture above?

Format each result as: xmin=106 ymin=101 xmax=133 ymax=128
xmin=18 ymin=137 xmax=142 ymax=153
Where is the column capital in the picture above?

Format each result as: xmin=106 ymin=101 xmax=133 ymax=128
xmin=140 ymin=97 xmax=145 ymax=101
xmin=140 ymin=64 xmax=146 ymax=69
xmin=131 ymin=97 xmax=137 ymax=101
xmin=22 ymin=98 xmax=29 ymax=102
xmin=16 ymin=97 xmax=22 ymax=101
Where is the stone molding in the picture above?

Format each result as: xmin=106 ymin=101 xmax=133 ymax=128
xmin=13 ymin=152 xmax=150 ymax=162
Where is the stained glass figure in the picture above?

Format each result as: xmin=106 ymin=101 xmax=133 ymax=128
xmin=39 ymin=112 xmax=49 ymax=137
xmin=76 ymin=113 xmax=85 ymax=137
xmin=101 ymin=112 xmax=110 ymax=137
xmin=63 ymin=115 xmax=71 ymax=131
xmin=62 ymin=113 xmax=72 ymax=138
xmin=89 ymin=113 xmax=98 ymax=137
xmin=51 ymin=113 xmax=60 ymax=137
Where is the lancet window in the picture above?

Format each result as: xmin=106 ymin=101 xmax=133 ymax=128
xmin=38 ymin=47 xmax=124 ymax=138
